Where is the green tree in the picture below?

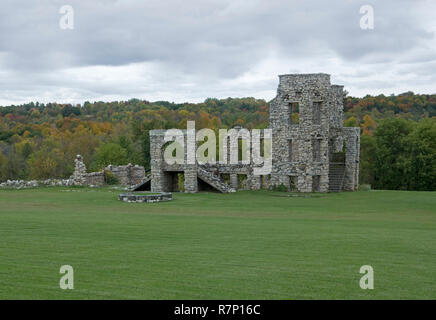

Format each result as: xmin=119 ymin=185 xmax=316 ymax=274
xmin=359 ymin=135 xmax=376 ymax=186
xmin=344 ymin=116 xmax=359 ymax=127
xmin=0 ymin=149 xmax=27 ymax=180
xmin=118 ymin=135 xmax=143 ymax=165
xmin=406 ymin=118 xmax=436 ymax=190
xmin=27 ymin=148 xmax=64 ymax=179
xmin=0 ymin=152 xmax=7 ymax=181
xmin=373 ymin=118 xmax=414 ymax=190
xmin=92 ymin=143 xmax=128 ymax=169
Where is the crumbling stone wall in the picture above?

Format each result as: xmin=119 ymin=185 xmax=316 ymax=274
xmin=0 ymin=179 xmax=74 ymax=189
xmin=71 ymin=155 xmax=105 ymax=186
xmin=84 ymin=171 xmax=105 ymax=186
xmin=0 ymin=155 xmax=147 ymax=189
xmin=70 ymin=155 xmax=146 ymax=187
xmin=105 ymin=164 xmax=146 ymax=186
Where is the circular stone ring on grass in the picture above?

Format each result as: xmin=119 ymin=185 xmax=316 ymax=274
xmin=118 ymin=192 xmax=172 ymax=203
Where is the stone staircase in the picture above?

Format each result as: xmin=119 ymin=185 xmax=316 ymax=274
xmin=328 ymin=162 xmax=345 ymax=192
xmin=130 ymin=171 xmax=152 ymax=191
xmin=197 ymin=167 xmax=236 ymax=193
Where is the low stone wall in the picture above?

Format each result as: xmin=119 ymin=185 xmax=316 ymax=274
xmin=84 ymin=171 xmax=105 ymax=186
xmin=0 ymin=176 xmax=104 ymax=189
xmin=118 ymin=192 xmax=172 ymax=203
xmin=0 ymin=155 xmax=144 ymax=189
xmin=105 ymin=164 xmax=145 ymax=186
xmin=0 ymin=179 xmax=75 ymax=189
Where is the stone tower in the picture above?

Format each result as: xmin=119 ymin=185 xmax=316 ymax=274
xmin=269 ymin=73 xmax=359 ymax=192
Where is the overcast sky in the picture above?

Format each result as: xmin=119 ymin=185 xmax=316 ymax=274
xmin=0 ymin=0 xmax=435 ymax=105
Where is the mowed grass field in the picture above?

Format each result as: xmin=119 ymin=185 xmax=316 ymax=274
xmin=0 ymin=187 xmax=435 ymax=299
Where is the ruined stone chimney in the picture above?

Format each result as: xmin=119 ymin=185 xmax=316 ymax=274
xmin=71 ymin=154 xmax=87 ymax=185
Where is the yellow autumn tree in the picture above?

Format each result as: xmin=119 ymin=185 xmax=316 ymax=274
xmin=361 ymin=114 xmax=376 ymax=135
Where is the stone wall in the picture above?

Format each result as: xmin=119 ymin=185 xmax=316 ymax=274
xmin=71 ymin=155 xmax=146 ymax=187
xmin=0 ymin=155 xmax=103 ymax=189
xmin=105 ymin=164 xmax=146 ymax=186
xmin=0 ymin=155 xmax=146 ymax=189
xmin=118 ymin=192 xmax=172 ymax=203
xmin=70 ymin=155 xmax=105 ymax=186
xmin=0 ymin=179 xmax=75 ymax=189
xmin=84 ymin=171 xmax=105 ymax=186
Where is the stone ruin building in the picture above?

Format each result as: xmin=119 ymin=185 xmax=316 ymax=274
xmin=147 ymin=73 xmax=360 ymax=193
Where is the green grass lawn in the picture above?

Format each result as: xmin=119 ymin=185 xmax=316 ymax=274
xmin=0 ymin=187 xmax=435 ymax=299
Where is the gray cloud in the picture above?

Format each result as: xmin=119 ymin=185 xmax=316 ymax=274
xmin=0 ymin=0 xmax=435 ymax=105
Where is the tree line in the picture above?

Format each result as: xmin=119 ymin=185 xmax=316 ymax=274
xmin=0 ymin=94 xmax=434 ymax=190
